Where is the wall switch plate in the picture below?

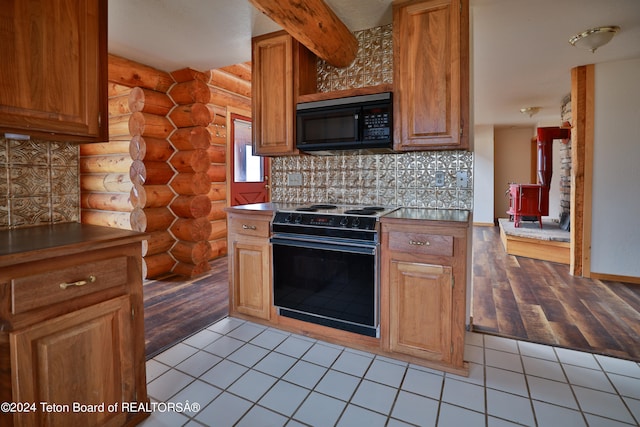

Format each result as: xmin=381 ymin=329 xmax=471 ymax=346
xmin=456 ymin=171 xmax=468 ymax=188
xmin=434 ymin=171 xmax=445 ymax=187
xmin=287 ymin=172 xmax=303 ymax=186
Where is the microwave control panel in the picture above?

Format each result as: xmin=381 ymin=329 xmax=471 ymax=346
xmin=362 ymin=106 xmax=392 ymax=141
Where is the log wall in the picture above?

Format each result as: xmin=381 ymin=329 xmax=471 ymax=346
xmin=80 ymin=54 xmax=251 ymax=279
xmin=205 ymin=61 xmax=252 ymax=259
xmin=167 ymin=68 xmax=213 ymax=277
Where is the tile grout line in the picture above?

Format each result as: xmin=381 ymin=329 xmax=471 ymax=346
xmin=146 ymin=318 xmax=640 ymax=427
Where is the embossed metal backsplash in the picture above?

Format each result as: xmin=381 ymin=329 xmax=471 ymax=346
xmin=272 ymin=25 xmax=473 ymax=209
xmin=271 ymin=151 xmax=473 ymax=208
xmin=0 ymin=137 xmax=79 ymax=229
xmin=317 ymin=24 xmax=393 ymax=92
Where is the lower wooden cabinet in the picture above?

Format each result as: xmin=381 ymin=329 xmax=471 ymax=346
xmin=227 ymin=211 xmax=272 ymax=320
xmin=381 ymin=214 xmax=469 ymax=372
xmin=10 ymin=296 xmax=134 ymax=427
xmin=0 ymin=224 xmax=148 ymax=427
xmin=388 ymin=261 xmax=453 ymax=362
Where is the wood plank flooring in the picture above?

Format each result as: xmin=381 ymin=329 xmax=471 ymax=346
xmin=143 ymin=256 xmax=229 ymax=358
xmin=142 ymin=226 xmax=640 ymax=362
xmin=472 ymin=225 xmax=640 ymax=361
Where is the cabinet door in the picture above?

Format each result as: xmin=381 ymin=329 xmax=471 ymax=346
xmin=232 ymin=240 xmax=271 ymax=320
xmin=388 ymin=260 xmax=453 ymax=362
xmin=10 ymin=296 xmax=133 ymax=427
xmin=0 ymin=0 xmax=107 ymax=142
xmin=252 ymin=33 xmax=296 ymax=156
xmin=393 ymin=0 xmax=468 ymax=150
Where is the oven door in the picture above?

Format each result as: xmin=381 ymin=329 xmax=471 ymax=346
xmin=271 ymin=236 xmax=379 ymax=337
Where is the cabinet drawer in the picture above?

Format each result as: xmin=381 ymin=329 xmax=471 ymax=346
xmin=11 ymin=256 xmax=129 ymax=315
xmin=388 ymin=231 xmax=453 ymax=257
xmin=230 ymin=218 xmax=270 ymax=238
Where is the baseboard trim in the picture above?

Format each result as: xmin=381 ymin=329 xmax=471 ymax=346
xmin=590 ymin=272 xmax=640 ymax=285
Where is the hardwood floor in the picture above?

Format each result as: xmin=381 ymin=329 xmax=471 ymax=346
xmin=472 ymin=225 xmax=640 ymax=361
xmin=143 ymin=256 xmax=229 ymax=358
xmin=142 ymin=226 xmax=640 ymax=362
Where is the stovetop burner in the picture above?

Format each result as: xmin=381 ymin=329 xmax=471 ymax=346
xmin=343 ymin=209 xmax=378 ymax=215
xmin=278 ymin=203 xmax=398 ymax=218
xmin=273 ymin=203 xmax=399 ymax=238
xmin=296 ymin=204 xmax=338 ymax=212
xmin=310 ymin=204 xmax=337 ymax=209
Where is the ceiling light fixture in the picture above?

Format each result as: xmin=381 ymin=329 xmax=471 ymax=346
xmin=569 ymin=26 xmax=620 ymax=53
xmin=520 ymin=107 xmax=541 ymax=117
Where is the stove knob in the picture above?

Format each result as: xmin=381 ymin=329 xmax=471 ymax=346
xmin=285 ymin=213 xmax=293 ymax=223
xmin=352 ymin=217 xmax=361 ymax=228
xmin=295 ymin=214 xmax=303 ymax=224
xmin=339 ymin=217 xmax=348 ymax=227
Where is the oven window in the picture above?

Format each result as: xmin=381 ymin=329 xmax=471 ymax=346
xmin=272 ymin=243 xmax=375 ymax=327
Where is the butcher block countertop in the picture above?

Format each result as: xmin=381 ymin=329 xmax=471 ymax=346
xmin=0 ymin=223 xmax=146 ymax=267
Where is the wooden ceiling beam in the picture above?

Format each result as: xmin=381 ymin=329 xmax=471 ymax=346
xmin=249 ymin=0 xmax=358 ymax=68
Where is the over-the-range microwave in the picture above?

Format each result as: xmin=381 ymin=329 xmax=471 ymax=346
xmin=296 ymin=92 xmax=393 ymax=155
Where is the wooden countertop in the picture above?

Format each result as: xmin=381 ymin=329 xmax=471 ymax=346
xmin=0 ymin=223 xmax=146 ymax=267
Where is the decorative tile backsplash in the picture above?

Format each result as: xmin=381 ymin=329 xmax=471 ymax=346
xmin=271 ymin=25 xmax=473 ymax=210
xmin=271 ymin=151 xmax=473 ymax=208
xmin=0 ymin=136 xmax=79 ymax=229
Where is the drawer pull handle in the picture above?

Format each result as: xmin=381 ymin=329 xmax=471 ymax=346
xmin=60 ymin=275 xmax=97 ymax=290
xmin=242 ymin=224 xmax=257 ymax=230
xmin=409 ymin=240 xmax=430 ymax=246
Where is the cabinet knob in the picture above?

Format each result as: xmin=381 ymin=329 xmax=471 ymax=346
xmin=60 ymin=275 xmax=96 ymax=290
xmin=409 ymin=240 xmax=430 ymax=246
xmin=242 ymin=224 xmax=257 ymax=230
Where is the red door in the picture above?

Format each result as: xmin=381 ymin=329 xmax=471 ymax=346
xmin=230 ymin=113 xmax=270 ymax=206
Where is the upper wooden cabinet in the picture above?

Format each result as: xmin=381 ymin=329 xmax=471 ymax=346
xmin=393 ymin=0 xmax=469 ymax=150
xmin=0 ymin=0 xmax=108 ymax=142
xmin=251 ymin=31 xmax=316 ymax=156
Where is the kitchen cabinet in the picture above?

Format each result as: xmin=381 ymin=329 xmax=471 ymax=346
xmin=392 ymin=0 xmax=469 ymax=150
xmin=387 ymin=261 xmax=454 ymax=362
xmin=0 ymin=0 xmax=108 ymax=142
xmin=251 ymin=31 xmax=316 ymax=156
xmin=381 ymin=210 xmax=470 ymax=372
xmin=0 ymin=224 xmax=147 ymax=427
xmin=227 ymin=211 xmax=273 ymax=320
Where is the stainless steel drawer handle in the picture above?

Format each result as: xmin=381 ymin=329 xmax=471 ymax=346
xmin=409 ymin=240 xmax=430 ymax=246
xmin=242 ymin=224 xmax=257 ymax=230
xmin=60 ymin=275 xmax=97 ymax=290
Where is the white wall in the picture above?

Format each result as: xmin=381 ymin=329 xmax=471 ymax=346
xmin=493 ymin=127 xmax=534 ymax=219
xmin=472 ymin=125 xmax=495 ymax=224
xmin=591 ymin=57 xmax=640 ymax=278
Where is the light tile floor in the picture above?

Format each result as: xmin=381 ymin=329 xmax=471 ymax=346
xmin=140 ymin=317 xmax=640 ymax=427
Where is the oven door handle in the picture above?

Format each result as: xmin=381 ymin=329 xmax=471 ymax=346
xmin=270 ymin=237 xmax=376 ymax=256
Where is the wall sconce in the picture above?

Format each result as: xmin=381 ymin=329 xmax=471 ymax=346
xmin=569 ymin=26 xmax=620 ymax=53
xmin=520 ymin=107 xmax=541 ymax=118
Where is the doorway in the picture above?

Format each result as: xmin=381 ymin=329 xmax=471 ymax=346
xmin=229 ymin=113 xmax=270 ymax=206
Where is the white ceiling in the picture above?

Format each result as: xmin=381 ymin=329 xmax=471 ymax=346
xmin=108 ymin=0 xmax=640 ymax=128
